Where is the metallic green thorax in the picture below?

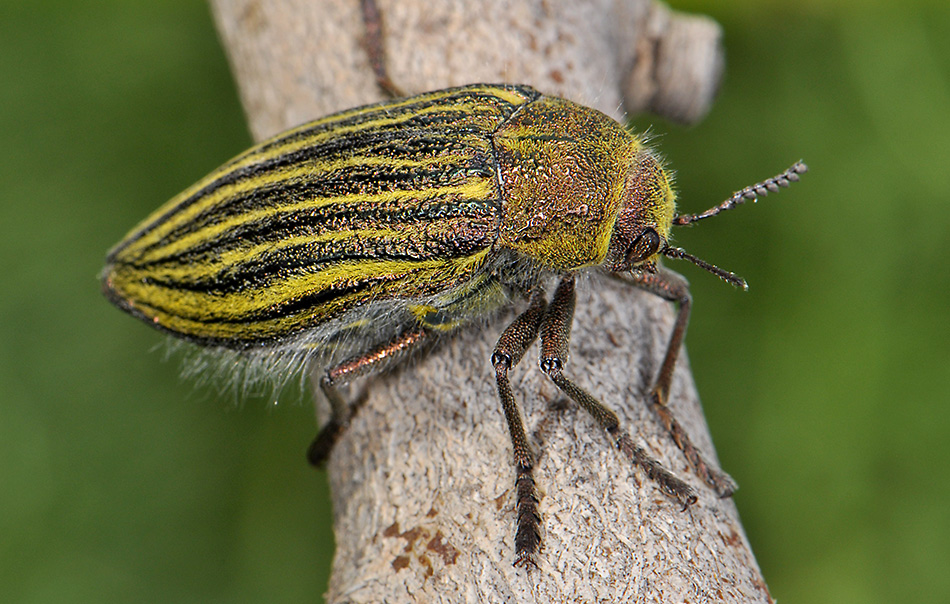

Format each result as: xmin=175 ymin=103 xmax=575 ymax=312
xmin=494 ymin=96 xmax=673 ymax=270
xmin=102 ymin=84 xmax=676 ymax=355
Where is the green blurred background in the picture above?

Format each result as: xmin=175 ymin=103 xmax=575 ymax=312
xmin=2 ymin=1 xmax=948 ymax=602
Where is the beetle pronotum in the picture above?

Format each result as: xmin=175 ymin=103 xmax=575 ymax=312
xmin=102 ymin=81 xmax=805 ymax=565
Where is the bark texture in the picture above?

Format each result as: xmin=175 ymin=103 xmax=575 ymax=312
xmin=209 ymin=1 xmax=772 ymax=602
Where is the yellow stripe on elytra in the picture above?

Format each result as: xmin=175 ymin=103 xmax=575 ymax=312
xmin=114 ymin=86 xmax=529 ymax=258
xmin=124 ymin=150 xmax=495 ymax=263
xmin=134 ymin=149 xmax=480 ymax=249
xmin=142 ymin=227 xmax=417 ymax=283
xmin=132 ymin=177 xmax=496 ymax=265
xmin=174 ymin=85 xmax=526 ymax=203
xmin=247 ymin=84 xmax=524 ymax=155
xmin=120 ymin=248 xmax=493 ymax=341
xmin=209 ymin=93 xmax=511 ymax=183
xmin=129 ymin=248 xmax=491 ymax=321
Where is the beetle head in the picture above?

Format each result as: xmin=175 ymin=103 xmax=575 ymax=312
xmin=605 ymin=158 xmax=808 ymax=288
xmin=603 ymin=151 xmax=674 ymax=274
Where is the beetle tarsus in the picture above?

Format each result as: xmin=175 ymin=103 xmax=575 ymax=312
xmin=610 ymin=427 xmax=698 ymax=508
xmin=650 ymin=390 xmax=737 ymax=498
xmin=513 ymin=466 xmax=542 ymax=568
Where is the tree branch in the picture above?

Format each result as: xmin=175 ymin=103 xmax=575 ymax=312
xmin=209 ymin=1 xmax=771 ymax=602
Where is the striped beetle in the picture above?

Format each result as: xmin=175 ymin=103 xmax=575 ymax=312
xmin=102 ymin=83 xmax=805 ymax=565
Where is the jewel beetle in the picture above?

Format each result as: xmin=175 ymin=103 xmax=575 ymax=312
xmin=102 ymin=83 xmax=806 ymax=565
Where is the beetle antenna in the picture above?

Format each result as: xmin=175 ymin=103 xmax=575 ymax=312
xmin=660 ymin=246 xmax=748 ymax=290
xmin=673 ymin=161 xmax=807 ymax=226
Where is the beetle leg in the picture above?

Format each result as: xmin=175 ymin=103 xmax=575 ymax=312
xmin=491 ymin=289 xmax=548 ymax=568
xmin=623 ymin=268 xmax=738 ymax=498
xmin=360 ymin=0 xmax=404 ymax=98
xmin=539 ymin=276 xmax=698 ymax=508
xmin=307 ymin=328 xmax=430 ymax=466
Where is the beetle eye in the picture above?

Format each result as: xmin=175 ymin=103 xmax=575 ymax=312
xmin=626 ymin=228 xmax=661 ymax=264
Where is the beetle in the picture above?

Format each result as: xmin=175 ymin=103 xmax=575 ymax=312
xmin=102 ymin=83 xmax=805 ymax=565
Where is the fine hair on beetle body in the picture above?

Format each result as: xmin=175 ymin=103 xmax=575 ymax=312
xmin=101 ymin=80 xmax=806 ymax=567
xmin=168 ymin=249 xmax=547 ymax=402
